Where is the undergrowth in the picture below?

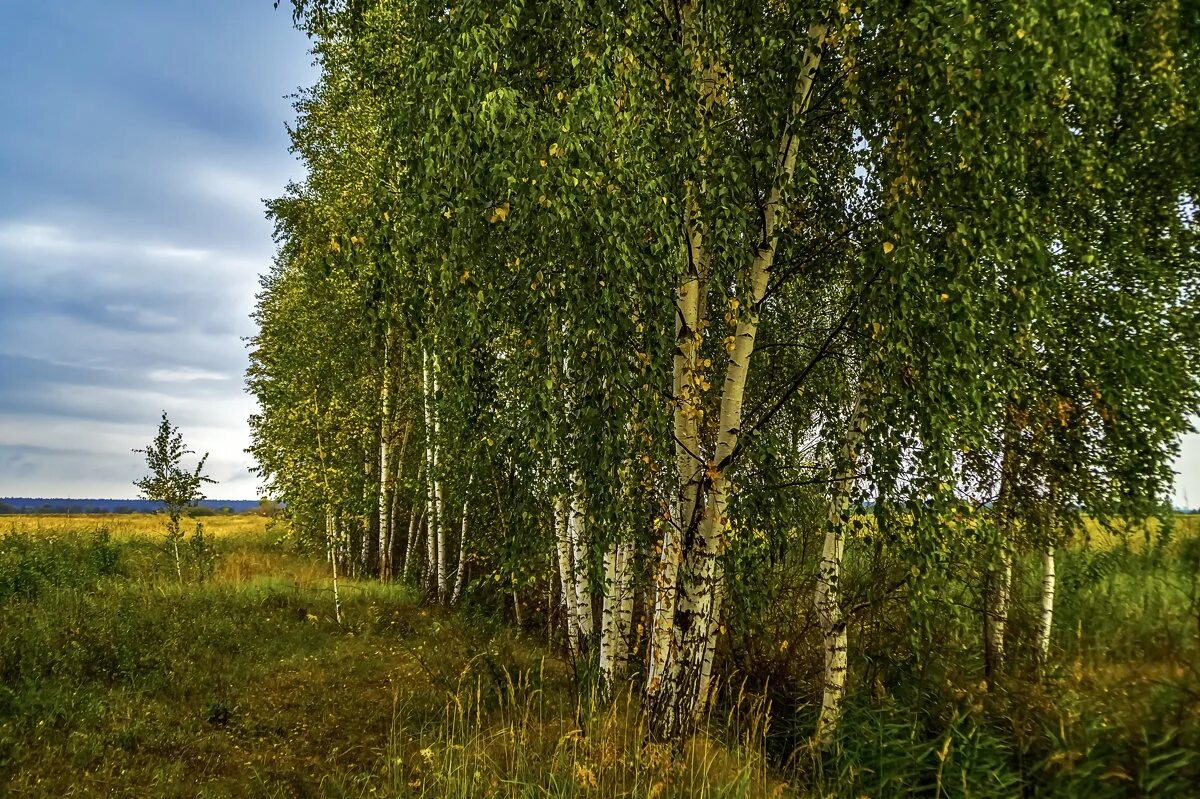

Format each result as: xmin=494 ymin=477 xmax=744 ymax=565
xmin=1 ymin=518 xmax=1197 ymax=797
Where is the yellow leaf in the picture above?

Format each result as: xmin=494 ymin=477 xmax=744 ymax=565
xmin=939 ymin=292 xmax=949 ymax=302
xmin=489 ymin=201 xmax=511 ymax=223
xmin=882 ymin=241 xmax=895 ymax=254
xmin=1016 ymin=28 xmax=1026 ymax=39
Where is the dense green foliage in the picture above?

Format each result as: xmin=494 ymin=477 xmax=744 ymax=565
xmin=241 ymin=0 xmax=1200 ymax=787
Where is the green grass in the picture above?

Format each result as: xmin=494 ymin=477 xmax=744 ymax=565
xmin=0 ymin=523 xmax=785 ymax=798
xmin=1 ymin=518 xmax=1198 ymax=797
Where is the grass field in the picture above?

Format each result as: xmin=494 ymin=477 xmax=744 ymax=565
xmin=0 ymin=514 xmax=784 ymax=798
xmin=1 ymin=513 xmax=1198 ymax=797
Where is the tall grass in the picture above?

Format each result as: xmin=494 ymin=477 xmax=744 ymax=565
xmin=2 ymin=517 xmax=1198 ymax=796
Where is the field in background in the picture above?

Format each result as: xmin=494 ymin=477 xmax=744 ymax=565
xmin=1 ymin=514 xmax=1198 ymax=797
xmin=2 ymin=512 xmax=274 ymax=540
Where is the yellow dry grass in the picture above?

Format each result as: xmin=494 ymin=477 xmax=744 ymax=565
xmin=1 ymin=512 xmax=271 ymax=541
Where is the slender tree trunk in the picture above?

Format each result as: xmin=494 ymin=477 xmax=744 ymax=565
xmin=554 ymin=489 xmax=583 ymax=658
xmin=326 ymin=510 xmax=343 ymax=625
xmin=377 ymin=343 xmax=393 ymax=578
xmin=169 ymin=515 xmax=183 ymax=584
xmin=1039 ymin=544 xmax=1056 ymax=662
xmin=402 ymin=458 xmax=425 ymax=578
xmin=422 ymin=349 xmax=443 ymax=597
xmin=362 ymin=445 xmax=380 ymax=576
xmin=388 ymin=475 xmax=403 ymax=576
xmin=600 ymin=538 xmax=635 ymax=693
xmin=451 ymin=486 xmax=470 ymax=604
xmin=568 ymin=482 xmax=593 ymax=644
xmin=646 ymin=21 xmax=827 ymax=740
xmin=432 ymin=357 xmax=447 ymax=603
xmin=405 ymin=505 xmax=425 ymax=580
xmin=600 ymin=543 xmax=620 ymax=690
xmin=984 ymin=545 xmax=1013 ymax=682
xmin=814 ymin=388 xmax=870 ymax=745
xmin=984 ymin=431 xmax=1018 ymax=680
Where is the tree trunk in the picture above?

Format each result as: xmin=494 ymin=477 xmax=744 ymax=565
xmin=646 ymin=21 xmax=827 ymax=740
xmin=984 ymin=547 xmax=1013 ymax=681
xmin=984 ymin=431 xmax=1018 ymax=680
xmin=378 ymin=357 xmax=393 ymax=579
xmin=1039 ymin=544 xmax=1056 ymax=662
xmin=405 ymin=505 xmax=424 ymax=580
xmin=451 ymin=488 xmax=470 ymax=604
xmin=814 ymin=388 xmax=870 ymax=745
xmin=422 ymin=349 xmax=443 ymax=598
xmin=363 ymin=447 xmax=380 ymax=577
xmin=554 ymin=489 xmax=583 ymax=658
xmin=568 ymin=483 xmax=593 ymax=645
xmin=600 ymin=538 xmax=635 ymax=694
xmin=326 ymin=510 xmax=343 ymax=625
xmin=402 ymin=459 xmax=425 ymax=578
xmin=432 ymin=356 xmax=447 ymax=603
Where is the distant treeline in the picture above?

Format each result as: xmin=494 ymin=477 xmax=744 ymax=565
xmin=0 ymin=498 xmax=270 ymax=515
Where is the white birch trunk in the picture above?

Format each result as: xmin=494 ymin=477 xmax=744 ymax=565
xmin=568 ymin=484 xmax=593 ymax=644
xmin=599 ymin=538 xmax=634 ymax=692
xmin=432 ymin=355 xmax=447 ymax=603
xmin=554 ymin=490 xmax=583 ymax=658
xmin=646 ymin=22 xmax=827 ymax=740
xmin=646 ymin=186 xmax=706 ymax=703
xmin=814 ymin=389 xmax=870 ymax=745
xmin=986 ymin=439 xmax=1017 ymax=677
xmin=326 ymin=510 xmax=343 ymax=625
xmin=1039 ymin=544 xmax=1056 ymax=661
xmin=377 ymin=337 xmax=393 ymax=580
xmin=421 ymin=349 xmax=444 ymax=597
xmin=451 ymin=477 xmax=471 ymax=604
xmin=988 ymin=547 xmax=1013 ymax=670
xmin=403 ymin=459 xmax=425 ymax=579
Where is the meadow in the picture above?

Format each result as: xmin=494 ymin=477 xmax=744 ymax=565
xmin=1 ymin=513 xmax=1197 ymax=797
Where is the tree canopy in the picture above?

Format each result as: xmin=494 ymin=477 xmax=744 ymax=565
xmin=249 ymin=0 xmax=1200 ymax=742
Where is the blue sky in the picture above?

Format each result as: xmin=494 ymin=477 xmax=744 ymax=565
xmin=0 ymin=4 xmax=1197 ymax=504
xmin=0 ymin=2 xmax=313 ymax=499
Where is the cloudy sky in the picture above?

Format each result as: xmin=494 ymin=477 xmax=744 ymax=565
xmin=0 ymin=2 xmax=313 ymax=499
xmin=0 ymin=4 xmax=1198 ymax=505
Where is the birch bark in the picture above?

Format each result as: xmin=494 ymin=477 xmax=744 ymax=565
xmin=646 ymin=20 xmax=827 ymax=739
xmin=568 ymin=483 xmax=594 ymax=644
xmin=451 ymin=495 xmax=469 ymax=604
xmin=421 ymin=349 xmax=441 ymax=595
xmin=600 ymin=538 xmax=634 ymax=692
xmin=377 ymin=333 xmax=394 ymax=579
xmin=554 ymin=489 xmax=583 ymax=658
xmin=814 ymin=387 xmax=870 ymax=745
xmin=1039 ymin=544 xmax=1056 ymax=661
xmin=432 ymin=354 xmax=447 ymax=602
xmin=984 ymin=434 xmax=1017 ymax=678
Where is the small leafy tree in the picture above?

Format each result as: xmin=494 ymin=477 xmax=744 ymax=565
xmin=133 ymin=411 xmax=216 ymax=582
